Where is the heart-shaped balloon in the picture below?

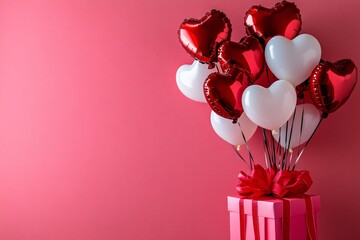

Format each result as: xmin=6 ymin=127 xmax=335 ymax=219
xmin=244 ymin=1 xmax=301 ymax=42
xmin=242 ymin=80 xmax=297 ymax=130
xmin=265 ymin=34 xmax=321 ymax=86
xmin=204 ymin=72 xmax=251 ymax=121
xmin=274 ymin=104 xmax=321 ymax=149
xmin=210 ymin=111 xmax=258 ymax=146
xmin=178 ymin=9 xmax=232 ymax=64
xmin=309 ymin=59 xmax=357 ymax=116
xmin=218 ymin=36 xmax=264 ymax=81
xmin=176 ymin=60 xmax=218 ymax=102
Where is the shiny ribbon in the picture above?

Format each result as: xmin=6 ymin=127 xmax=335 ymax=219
xmin=252 ymin=201 xmax=260 ymax=240
xmin=239 ymin=199 xmax=246 ymax=240
xmin=305 ymin=195 xmax=317 ymax=240
xmin=237 ymin=164 xmax=317 ymax=240
xmin=237 ymin=164 xmax=313 ymax=198
xmin=282 ymin=198 xmax=291 ymax=240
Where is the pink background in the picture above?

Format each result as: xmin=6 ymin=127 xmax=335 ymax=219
xmin=0 ymin=0 xmax=359 ymax=239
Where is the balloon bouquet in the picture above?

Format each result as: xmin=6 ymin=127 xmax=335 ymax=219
xmin=176 ymin=1 xmax=357 ymax=173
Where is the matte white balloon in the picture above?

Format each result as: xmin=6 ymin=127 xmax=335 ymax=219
xmin=176 ymin=60 xmax=217 ymax=102
xmin=242 ymin=80 xmax=297 ymax=130
xmin=210 ymin=111 xmax=257 ymax=146
xmin=265 ymin=34 xmax=321 ymax=86
xmin=274 ymin=104 xmax=321 ymax=149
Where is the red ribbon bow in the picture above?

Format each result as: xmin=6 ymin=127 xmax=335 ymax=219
xmin=237 ymin=164 xmax=313 ymax=198
xmin=236 ymin=164 xmax=317 ymax=240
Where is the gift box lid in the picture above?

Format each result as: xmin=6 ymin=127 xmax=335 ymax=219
xmin=227 ymin=195 xmax=320 ymax=219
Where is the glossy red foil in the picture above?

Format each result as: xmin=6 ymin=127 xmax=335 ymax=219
xmin=178 ymin=9 xmax=232 ymax=63
xmin=218 ymin=36 xmax=264 ymax=82
xmin=204 ymin=71 xmax=250 ymax=121
xmin=244 ymin=1 xmax=301 ymax=42
xmin=310 ymin=59 xmax=357 ymax=116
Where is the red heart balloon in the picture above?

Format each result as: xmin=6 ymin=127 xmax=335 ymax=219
xmin=178 ymin=10 xmax=232 ymax=64
xmin=218 ymin=36 xmax=265 ymax=82
xmin=309 ymin=59 xmax=357 ymax=116
xmin=244 ymin=1 xmax=301 ymax=42
xmin=204 ymin=71 xmax=251 ymax=121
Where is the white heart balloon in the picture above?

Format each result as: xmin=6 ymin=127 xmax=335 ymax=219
xmin=242 ymin=80 xmax=297 ymax=130
xmin=210 ymin=111 xmax=258 ymax=146
xmin=265 ymin=34 xmax=321 ymax=86
xmin=274 ymin=103 xmax=321 ymax=149
xmin=176 ymin=60 xmax=217 ymax=102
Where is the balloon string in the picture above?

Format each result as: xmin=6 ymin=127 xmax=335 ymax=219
xmin=276 ymin=127 xmax=282 ymax=163
xmin=232 ymin=145 xmax=251 ymax=170
xmin=262 ymin=128 xmax=273 ymax=168
xmin=262 ymin=129 xmax=271 ymax=168
xmin=238 ymin=123 xmax=255 ymax=169
xmin=267 ymin=129 xmax=276 ymax=168
xmin=264 ymin=150 xmax=269 ymax=169
xmin=264 ymin=130 xmax=270 ymax=164
xmin=284 ymin=107 xmax=296 ymax=170
xmin=281 ymin=107 xmax=296 ymax=170
xmin=262 ymin=128 xmax=273 ymax=166
xmin=281 ymin=121 xmax=289 ymax=170
xmin=269 ymin=130 xmax=276 ymax=168
xmin=292 ymin=117 xmax=324 ymax=170
xmin=215 ymin=63 xmax=220 ymax=73
xmin=267 ymin=130 xmax=274 ymax=167
xmin=288 ymin=150 xmax=294 ymax=170
xmin=291 ymin=102 xmax=305 ymax=170
xmin=271 ymin=131 xmax=276 ymax=166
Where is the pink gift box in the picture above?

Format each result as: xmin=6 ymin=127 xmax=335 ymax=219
xmin=227 ymin=195 xmax=320 ymax=240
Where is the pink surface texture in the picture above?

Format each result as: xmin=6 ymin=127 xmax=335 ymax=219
xmin=228 ymin=196 xmax=320 ymax=240
xmin=0 ymin=0 xmax=359 ymax=240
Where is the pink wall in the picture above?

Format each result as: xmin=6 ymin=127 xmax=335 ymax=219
xmin=0 ymin=0 xmax=359 ymax=239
